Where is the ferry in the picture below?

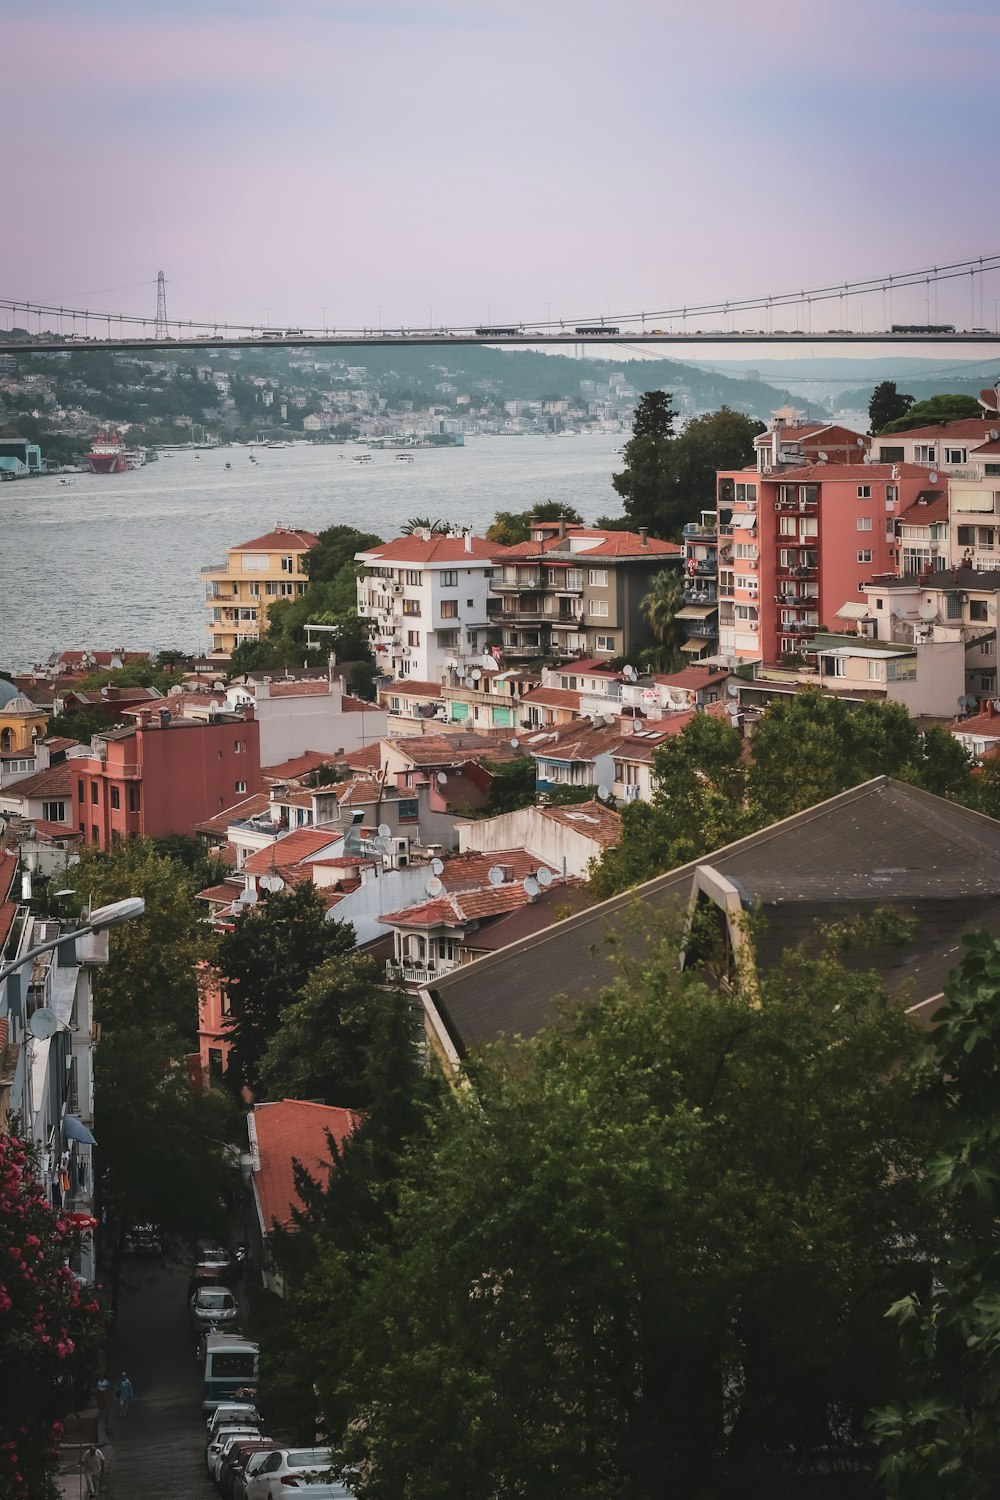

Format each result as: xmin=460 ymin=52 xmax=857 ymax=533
xmin=394 ymin=452 xmax=414 ymax=463
xmin=352 ymin=453 xmax=374 ymax=465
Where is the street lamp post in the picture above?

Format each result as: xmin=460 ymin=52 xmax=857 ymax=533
xmin=0 ymin=898 xmax=146 ymax=986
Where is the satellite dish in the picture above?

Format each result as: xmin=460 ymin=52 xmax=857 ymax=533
xmin=623 ymin=664 xmax=637 ymax=681
xmin=54 ymin=889 xmax=76 ymax=900
xmin=522 ymin=876 xmax=540 ymax=898
xmin=430 ymin=857 xmax=444 ymax=875
xmin=856 ymin=437 xmax=865 ymax=447
xmin=426 ymin=876 xmax=444 ymax=896
xmin=726 ymin=702 xmax=740 ymax=718
xmin=28 ymin=1006 xmax=58 ymax=1041
xmin=727 ymin=681 xmax=740 ymax=696
xmin=510 ymin=737 xmax=519 ymax=749
xmin=929 ymin=470 xmax=938 ymax=484
xmin=487 ymin=865 xmax=505 ymax=886
xmin=471 ymin=669 xmax=482 ymax=681
xmin=241 ymin=886 xmax=259 ymax=906
xmin=918 ymin=600 xmax=937 ymax=620
xmin=596 ymin=784 xmax=611 ymax=802
xmin=991 ymin=428 xmax=999 ymax=441
xmin=437 ymin=770 xmax=448 ymax=783
xmin=817 ymin=451 xmax=829 ymax=462
xmin=464 ymin=677 xmax=475 ymax=688
xmin=259 ymin=873 xmax=284 ymax=893
xmin=958 ymin=695 xmax=970 ymax=709
xmin=377 ymin=823 xmax=391 ymax=839
xmin=536 ymin=867 xmax=553 ymax=887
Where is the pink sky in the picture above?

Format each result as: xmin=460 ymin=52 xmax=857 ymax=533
xmin=5 ymin=0 xmax=998 ymax=332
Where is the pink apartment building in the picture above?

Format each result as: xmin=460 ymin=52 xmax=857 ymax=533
xmin=716 ymin=463 xmax=944 ymax=665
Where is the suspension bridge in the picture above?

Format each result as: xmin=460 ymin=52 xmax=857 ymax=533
xmin=3 ymin=253 xmax=1000 ymax=352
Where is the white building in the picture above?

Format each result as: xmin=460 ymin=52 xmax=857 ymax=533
xmin=356 ymin=533 xmax=500 ymax=683
xmin=225 ymin=674 xmax=386 ymax=767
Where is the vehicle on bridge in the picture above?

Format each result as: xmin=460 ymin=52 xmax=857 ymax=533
xmin=474 ymin=325 xmax=522 ymax=336
xmin=891 ymin=322 xmax=957 ymax=334
xmin=574 ymin=325 xmax=620 ymax=335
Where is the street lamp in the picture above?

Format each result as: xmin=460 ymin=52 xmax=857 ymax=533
xmin=0 ymin=898 xmax=145 ymax=986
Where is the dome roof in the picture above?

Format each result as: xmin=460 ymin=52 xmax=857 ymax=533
xmin=0 ymin=679 xmax=24 ymax=710
xmin=0 ymin=688 xmax=39 ymax=715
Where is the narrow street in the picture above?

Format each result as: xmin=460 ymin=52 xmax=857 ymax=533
xmin=103 ymin=1261 xmax=209 ymax=1498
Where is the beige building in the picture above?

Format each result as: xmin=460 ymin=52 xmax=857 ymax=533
xmin=201 ymin=525 xmax=318 ymax=658
xmin=860 ymin=567 xmax=998 ymax=702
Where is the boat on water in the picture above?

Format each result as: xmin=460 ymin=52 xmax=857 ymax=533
xmin=352 ymin=453 xmax=374 ymax=465
xmin=86 ymin=427 xmax=128 ymax=474
xmin=224 ymin=462 xmax=232 ymax=471
xmin=125 ymin=447 xmax=147 ymax=469
xmin=394 ymin=452 xmax=414 ymax=463
xmin=249 ymin=454 xmax=258 ymax=466
xmin=58 ymin=477 xmax=77 ymax=486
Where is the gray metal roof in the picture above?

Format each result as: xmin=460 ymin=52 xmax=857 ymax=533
xmin=427 ymin=778 xmax=1000 ymax=1057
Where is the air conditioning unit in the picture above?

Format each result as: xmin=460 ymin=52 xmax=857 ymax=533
xmin=392 ymin=584 xmax=404 ymax=594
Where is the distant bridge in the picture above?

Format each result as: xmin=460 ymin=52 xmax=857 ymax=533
xmin=3 ymin=251 xmax=1000 ymax=353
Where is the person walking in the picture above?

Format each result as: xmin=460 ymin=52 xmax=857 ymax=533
xmin=81 ymin=1444 xmax=106 ymax=1497
xmin=116 ymin=1371 xmax=134 ymax=1417
xmin=95 ymin=1373 xmax=110 ymax=1419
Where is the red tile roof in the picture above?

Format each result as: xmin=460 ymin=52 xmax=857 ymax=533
xmin=341 ymin=694 xmax=377 ymax=712
xmin=381 ymin=680 xmax=442 ymax=698
xmin=0 ymin=763 xmax=73 ymax=800
xmin=520 ymin=687 xmax=583 ymax=711
xmin=26 ymin=819 xmax=82 ymax=840
xmin=242 ymin=828 xmax=342 ymax=873
xmin=898 ymin=491 xmax=949 ymax=526
xmin=232 ymin=527 xmax=319 ymax=552
xmin=337 ymin=743 xmax=382 ymax=772
xmin=357 ymin=535 xmax=499 ymax=564
xmin=652 ymin=666 xmax=732 ymax=690
xmin=195 ymin=790 xmax=272 ymax=836
xmin=390 ymin=732 xmax=518 ymax=766
xmin=522 ymin=721 xmax=625 ymax=762
xmin=439 ymin=849 xmax=556 ymax=891
xmin=380 ymin=882 xmax=533 ymax=929
xmin=250 ymin=1100 xmax=359 ymax=1232
xmin=336 ymin=778 xmax=384 ymax=805
xmin=886 ymin=419 xmax=999 ymax=443
xmin=196 ymin=881 xmax=242 ymax=905
xmin=265 ymin=680 xmax=331 ymax=698
xmin=521 ymin=528 xmax=681 ymax=560
xmin=950 ymin=709 xmax=1000 ymax=739
xmin=263 ymin=751 xmax=340 ymax=779
xmin=538 ymin=800 xmax=622 ymax=848
xmin=773 ymin=461 xmax=938 ymax=482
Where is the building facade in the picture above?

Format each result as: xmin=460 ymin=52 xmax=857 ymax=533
xmin=201 ymin=526 xmax=319 ymax=658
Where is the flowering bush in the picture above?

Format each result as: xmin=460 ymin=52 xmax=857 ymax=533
xmin=0 ymin=1134 xmax=104 ymax=1500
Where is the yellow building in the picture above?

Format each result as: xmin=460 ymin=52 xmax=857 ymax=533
xmin=0 ymin=683 xmax=48 ymax=752
xmin=201 ymin=526 xmax=319 ymax=658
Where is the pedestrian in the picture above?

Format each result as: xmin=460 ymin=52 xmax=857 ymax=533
xmin=95 ymin=1373 xmax=110 ymax=1417
xmin=116 ymin=1371 xmax=133 ymax=1416
xmin=81 ymin=1444 xmax=105 ymax=1497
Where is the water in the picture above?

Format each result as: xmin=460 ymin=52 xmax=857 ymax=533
xmin=0 ymin=436 xmax=625 ymax=672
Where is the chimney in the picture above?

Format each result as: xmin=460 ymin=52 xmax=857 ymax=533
xmin=558 ymin=517 xmax=567 ymax=539
xmin=639 ymin=526 xmax=648 ymax=546
xmin=137 ymin=709 xmax=152 ymax=728
xmin=241 ymin=702 xmax=255 ymax=722
xmin=464 ymin=530 xmax=473 ymax=553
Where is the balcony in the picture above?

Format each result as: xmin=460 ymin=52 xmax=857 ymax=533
xmin=682 ymin=521 xmax=717 ymax=539
xmin=778 ymin=564 xmax=817 ymax=580
xmin=683 ymin=585 xmax=717 ymax=603
xmin=200 ymin=562 xmax=229 ymax=576
xmin=690 ymin=559 xmax=718 ymax=576
xmin=682 ymin=620 xmax=719 ymax=639
xmin=490 ymin=573 xmax=543 ymax=593
xmin=387 ymin=960 xmax=458 ymax=985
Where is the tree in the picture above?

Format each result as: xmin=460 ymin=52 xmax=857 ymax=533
xmin=218 ymin=884 xmax=356 ymax=1093
xmin=400 ymin=517 xmax=451 ymax=535
xmin=0 ymin=1136 xmax=104 ymax=1500
xmin=483 ymin=755 xmax=536 ymax=814
xmin=631 ymin=388 xmax=677 ymax=440
xmin=640 ymin=567 xmax=685 ymax=668
xmin=869 ymin=932 xmax=1000 ymax=1498
xmin=257 ymin=954 xmax=413 ymax=1108
xmin=869 ymin=381 xmax=914 ymax=435
xmin=303 ymin=525 xmax=383 ymax=584
xmin=879 ymin=394 xmax=983 ymax=435
xmin=332 ymin=924 xmax=927 ymax=1498
xmin=73 ymin=840 xmax=211 ymax=1040
xmin=95 ymin=1024 xmax=240 ymax=1311
xmin=486 ymin=501 xmax=584 ymax=546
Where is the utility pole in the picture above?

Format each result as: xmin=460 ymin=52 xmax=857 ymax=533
xmin=154 ymin=271 xmax=168 ymax=339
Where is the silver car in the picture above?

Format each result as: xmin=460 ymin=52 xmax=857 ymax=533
xmin=191 ymin=1285 xmax=238 ymax=1332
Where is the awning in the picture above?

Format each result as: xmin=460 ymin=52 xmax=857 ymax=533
xmin=680 ymin=641 xmax=708 ymax=654
xmin=675 ymin=604 xmax=717 ymax=620
xmin=835 ymin=601 xmax=870 ymax=620
xmin=63 ymin=1115 xmax=97 ymax=1146
xmin=732 ymin=515 xmax=758 ymax=530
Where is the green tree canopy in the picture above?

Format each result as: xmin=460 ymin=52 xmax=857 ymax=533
xmin=639 ymin=567 xmax=686 ymax=669
xmin=331 ymin=923 xmax=927 ymax=1497
xmin=869 ymin=380 xmax=914 ymax=434
xmin=879 ymin=393 xmax=983 ymax=434
xmin=486 ymin=500 xmax=584 ymax=546
xmin=218 ymin=883 xmax=355 ymax=1093
xmin=303 ymin=524 xmax=383 ymax=584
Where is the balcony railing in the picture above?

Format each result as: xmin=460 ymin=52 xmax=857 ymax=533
xmin=778 ymin=564 xmax=817 ymax=579
xmin=200 ymin=562 xmax=229 ymax=575
xmin=690 ymin=559 xmax=718 ymax=575
xmin=682 ymin=621 xmax=719 ymax=639
xmin=491 ymin=574 xmax=543 ymax=592
xmin=386 ymin=960 xmax=458 ymax=985
xmin=682 ymin=521 xmax=717 ymax=539
xmin=683 ymin=586 xmax=717 ymax=603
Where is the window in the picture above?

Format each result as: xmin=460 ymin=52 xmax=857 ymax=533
xmin=247 ymin=581 xmax=260 ymax=597
xmin=588 ymin=569 xmax=608 ymax=587
xmin=981 ymin=639 xmax=995 ymax=656
xmin=857 ymin=485 xmax=871 ymax=499
xmin=779 ymin=515 xmax=798 ymax=536
xmin=110 ymin=786 xmax=120 ymax=810
xmin=407 ymin=630 xmax=420 ymax=646
xmin=91 ymin=783 xmax=99 ymax=804
xmin=280 ymin=554 xmax=294 ymax=572
xmin=857 ymin=517 xmax=873 ymax=531
xmin=279 ymin=582 xmax=294 ymax=597
xmin=404 ymin=570 xmax=422 ymax=586
xmin=128 ymin=785 xmax=140 ymax=813
xmin=595 ymin=634 xmax=615 ymax=651
xmin=440 ymin=599 xmax=458 ymax=618
xmin=402 ymin=599 xmax=421 ymax=616
xmin=441 ymin=570 xmax=458 ymax=586
xmin=77 ymin=779 xmax=84 ymax=800
xmin=42 ymin=801 xmax=65 ymax=822
xmin=914 ymin=445 xmax=936 ymax=464
xmin=265 ymin=581 xmax=278 ymax=596
xmin=799 ymin=517 xmax=818 ymax=538
xmin=945 ymin=448 xmax=967 ymax=464
xmin=588 ymin=598 xmax=609 ymax=617
xmin=957 ymin=525 xmax=976 ymax=546
xmin=437 ymin=937 xmax=456 ymax=962
xmin=734 ymin=543 xmax=758 ymax=560
xmin=398 ymin=797 xmax=419 ymax=822
xmin=857 ymin=549 xmax=873 ymax=563
xmin=879 ymin=446 xmax=904 ymax=462
xmin=437 ymin=629 xmax=459 ymax=647
xmin=566 ymin=569 xmax=584 ymax=590
xmin=946 ymin=595 xmax=963 ymax=620
xmin=735 ymin=482 xmax=757 ymax=502
xmin=970 ymin=599 xmax=989 ymax=621
xmin=91 ymin=825 xmax=99 ymax=843
xmin=235 ymin=780 xmax=247 ymax=794
xmin=825 ymin=656 xmax=846 ymax=677
xmin=867 ymin=660 xmax=882 ymax=682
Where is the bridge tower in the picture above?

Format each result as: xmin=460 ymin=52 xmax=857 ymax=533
xmin=154 ymin=271 xmax=168 ymax=339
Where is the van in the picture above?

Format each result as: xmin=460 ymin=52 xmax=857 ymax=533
xmin=202 ymin=1333 xmax=259 ymax=1415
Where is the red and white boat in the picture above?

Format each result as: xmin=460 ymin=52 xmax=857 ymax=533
xmin=87 ymin=427 xmax=128 ymax=474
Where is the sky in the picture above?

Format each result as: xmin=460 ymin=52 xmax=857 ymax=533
xmin=5 ymin=0 xmax=1000 ymax=335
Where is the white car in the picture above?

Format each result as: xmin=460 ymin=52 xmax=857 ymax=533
xmin=245 ymin=1447 xmax=354 ymax=1499
xmin=207 ymin=1426 xmax=261 ymax=1477
xmin=207 ymin=1402 xmax=260 ymax=1435
xmin=211 ymin=1433 xmax=272 ymax=1486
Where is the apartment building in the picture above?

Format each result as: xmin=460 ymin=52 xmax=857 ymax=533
xmin=862 ymin=565 xmax=999 ymax=700
xmin=487 ymin=526 xmax=681 ymax=662
xmin=754 ymin=410 xmax=870 ymax=472
xmin=355 ymin=532 xmax=499 ymax=681
xmin=871 ymin=418 xmax=1000 ymax=473
xmin=715 ymin=463 xmax=934 ymax=665
xmin=679 ymin=509 xmax=726 ymax=662
xmin=201 ymin=525 xmax=318 ymax=658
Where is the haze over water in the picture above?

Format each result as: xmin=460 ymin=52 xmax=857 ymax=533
xmin=0 ymin=437 xmax=625 ymax=673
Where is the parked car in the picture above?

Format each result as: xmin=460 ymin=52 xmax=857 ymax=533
xmin=219 ymin=1439 xmax=279 ymax=1500
xmin=207 ymin=1403 xmax=261 ymax=1437
xmin=194 ymin=1243 xmax=233 ymax=1278
xmin=124 ymin=1221 xmax=162 ymax=1255
xmin=211 ymin=1432 xmax=271 ymax=1486
xmin=233 ymin=1449 xmax=282 ymax=1500
xmin=191 ymin=1285 xmax=239 ymax=1333
xmin=207 ymin=1427 xmax=261 ymax=1479
xmin=245 ymin=1448 xmax=354 ymax=1499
